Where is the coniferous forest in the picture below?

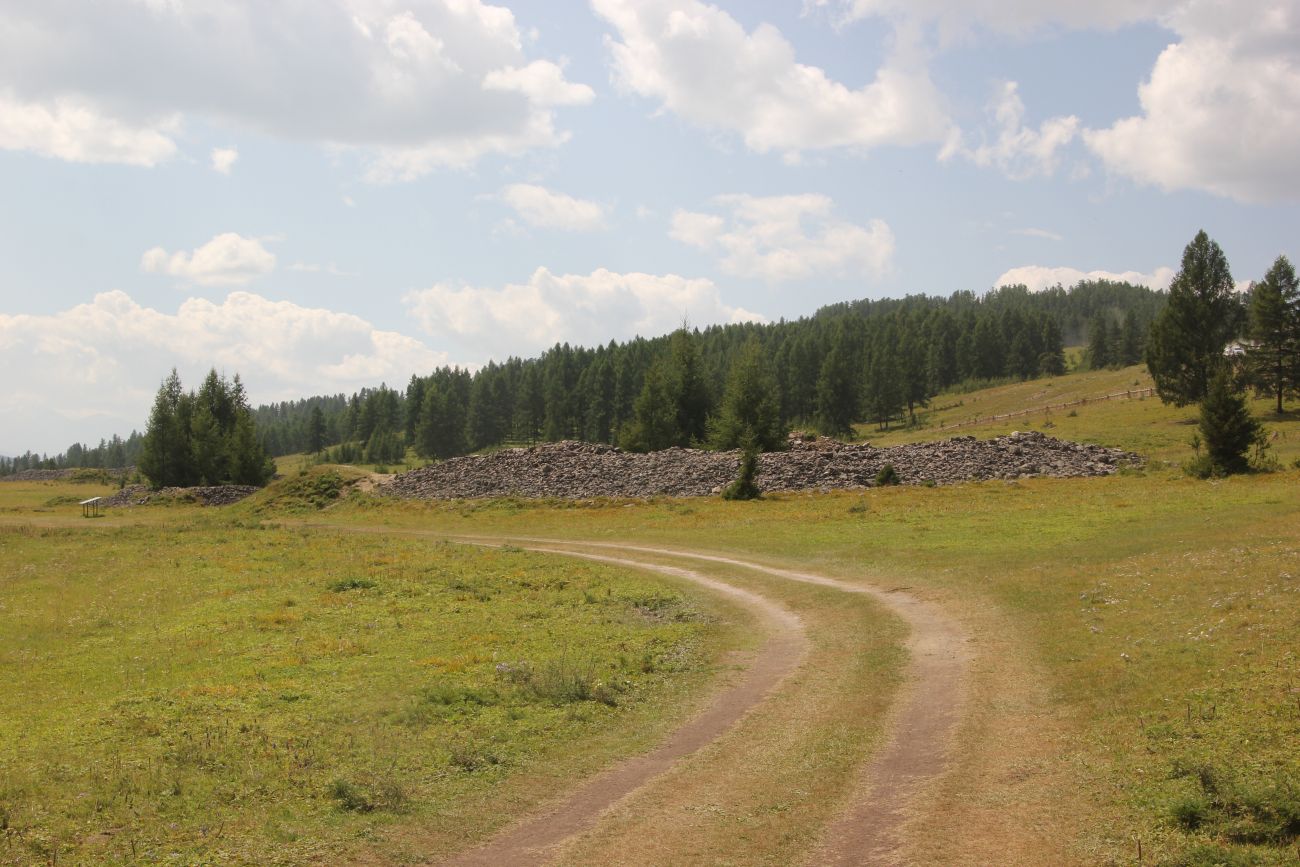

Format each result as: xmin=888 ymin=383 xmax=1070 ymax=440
xmin=252 ymin=279 xmax=1170 ymax=461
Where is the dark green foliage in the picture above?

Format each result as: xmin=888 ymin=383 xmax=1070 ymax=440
xmin=1198 ymin=369 xmax=1262 ymax=475
xmin=863 ymin=328 xmax=905 ymax=431
xmin=816 ymin=322 xmax=861 ymax=437
xmin=1087 ymin=313 xmax=1112 ymax=369
xmin=621 ymin=328 xmax=712 ymax=451
xmin=307 ymin=405 xmax=327 ymax=454
xmin=709 ymin=338 xmax=785 ymax=452
xmin=1246 ymin=255 xmax=1300 ymax=414
xmin=874 ymin=463 xmax=900 ymax=486
xmin=619 ymin=361 xmax=680 ymax=451
xmin=363 ymin=424 xmax=404 ymax=464
xmin=1148 ymin=230 xmax=1244 ymax=406
xmin=139 ymin=368 xmax=274 ymax=488
xmin=1166 ymin=761 xmax=1300 ymax=857
xmin=722 ymin=444 xmax=762 ymax=500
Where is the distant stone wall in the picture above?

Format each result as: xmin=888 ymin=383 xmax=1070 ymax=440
xmin=381 ymin=431 xmax=1140 ymax=501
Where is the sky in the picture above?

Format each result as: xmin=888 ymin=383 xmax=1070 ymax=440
xmin=2 ymin=0 xmax=1298 ymax=455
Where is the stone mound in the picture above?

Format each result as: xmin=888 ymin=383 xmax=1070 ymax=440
xmin=381 ymin=431 xmax=1139 ymax=501
xmin=103 ymin=484 xmax=259 ymax=508
xmin=1 ymin=469 xmax=76 ymax=482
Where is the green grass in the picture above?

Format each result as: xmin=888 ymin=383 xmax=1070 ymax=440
xmin=0 ymin=512 xmax=747 ymax=865
xmin=860 ymin=364 xmax=1300 ymax=468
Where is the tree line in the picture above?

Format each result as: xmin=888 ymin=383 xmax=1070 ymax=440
xmin=0 ymin=433 xmax=144 ymax=475
xmin=247 ymin=279 xmax=1166 ymax=464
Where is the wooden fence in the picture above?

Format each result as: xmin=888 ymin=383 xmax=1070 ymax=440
xmin=936 ymin=387 xmax=1156 ymax=431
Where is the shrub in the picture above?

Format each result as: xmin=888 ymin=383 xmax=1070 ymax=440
xmin=722 ymin=446 xmax=762 ymax=501
xmin=875 ymin=463 xmax=900 ymax=486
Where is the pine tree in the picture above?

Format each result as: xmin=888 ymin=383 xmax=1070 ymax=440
xmin=307 ymin=406 xmax=327 ymax=454
xmin=1246 ymin=255 xmax=1300 ymax=414
xmin=620 ymin=362 xmax=680 ymax=451
xmin=815 ymin=326 xmax=860 ymax=437
xmin=1147 ymin=230 xmax=1243 ymax=406
xmin=863 ymin=337 xmax=904 ymax=431
xmin=709 ymin=338 xmax=785 ymax=452
xmin=228 ymin=412 xmax=276 ymax=485
xmin=139 ymin=369 xmax=190 ymax=488
xmin=664 ymin=328 xmax=711 ymax=445
xmin=1038 ymin=318 xmax=1067 ymax=376
xmin=1198 ymin=368 xmax=1261 ymax=475
xmin=1087 ymin=313 xmax=1111 ymax=370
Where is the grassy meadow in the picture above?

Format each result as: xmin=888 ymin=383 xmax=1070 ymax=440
xmin=0 ymin=486 xmax=752 ymax=865
xmin=3 ymin=363 xmax=1299 ymax=865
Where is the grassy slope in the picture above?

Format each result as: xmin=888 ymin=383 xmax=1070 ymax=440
xmin=862 ymin=363 xmax=1300 ymax=468
xmin=0 ymin=478 xmax=755 ymax=866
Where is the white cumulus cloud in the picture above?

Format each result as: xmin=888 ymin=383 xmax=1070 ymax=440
xmin=993 ymin=264 xmax=1175 ymax=292
xmin=0 ymin=1 xmax=592 ymax=178
xmin=1084 ymin=1 xmax=1300 ymax=203
xmin=0 ymin=88 xmax=178 ymax=166
xmin=0 ymin=290 xmax=447 ymax=454
xmin=141 ymin=233 xmax=277 ymax=286
xmin=403 ymin=267 xmax=765 ymax=361
xmin=501 ymin=184 xmax=607 ymax=231
xmin=803 ymin=0 xmax=1183 ymax=36
xmin=670 ymin=194 xmax=895 ymax=282
xmin=592 ymin=0 xmax=950 ymax=159
xmin=941 ymin=81 xmax=1079 ymax=179
xmin=210 ymin=146 xmax=238 ymax=174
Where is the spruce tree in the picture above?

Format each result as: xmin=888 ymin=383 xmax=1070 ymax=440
xmin=1198 ymin=368 xmax=1261 ymax=475
xmin=1147 ymin=230 xmax=1242 ymax=405
xmin=1246 ymin=255 xmax=1300 ymax=414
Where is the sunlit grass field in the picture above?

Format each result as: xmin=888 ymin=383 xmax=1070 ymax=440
xmin=0 ymin=495 xmax=750 ymax=865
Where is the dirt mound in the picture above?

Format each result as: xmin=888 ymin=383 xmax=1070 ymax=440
xmin=103 ymin=484 xmax=259 ymax=508
xmin=381 ymin=431 xmax=1138 ymax=501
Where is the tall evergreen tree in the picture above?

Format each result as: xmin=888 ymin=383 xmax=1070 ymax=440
xmin=1087 ymin=313 xmax=1112 ymax=369
xmin=620 ymin=361 xmax=680 ymax=451
xmin=863 ymin=335 xmax=904 ymax=431
xmin=815 ymin=326 xmax=860 ymax=437
xmin=664 ymin=328 xmax=711 ymax=445
xmin=709 ymin=338 xmax=785 ymax=451
xmin=1246 ymin=255 xmax=1300 ymax=414
xmin=1147 ymin=230 xmax=1242 ymax=405
xmin=139 ymin=369 xmax=190 ymax=488
xmin=307 ymin=405 xmax=327 ymax=454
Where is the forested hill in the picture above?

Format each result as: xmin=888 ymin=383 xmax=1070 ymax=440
xmin=251 ymin=279 xmax=1172 ymax=462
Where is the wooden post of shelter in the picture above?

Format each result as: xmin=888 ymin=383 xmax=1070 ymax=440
xmin=80 ymin=496 xmax=102 ymax=518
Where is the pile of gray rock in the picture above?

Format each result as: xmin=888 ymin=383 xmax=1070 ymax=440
xmin=103 ymin=484 xmax=259 ymax=508
xmin=381 ymin=431 xmax=1139 ymax=501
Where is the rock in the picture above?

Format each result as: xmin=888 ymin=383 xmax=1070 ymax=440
xmin=380 ymin=432 xmax=1141 ymax=501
